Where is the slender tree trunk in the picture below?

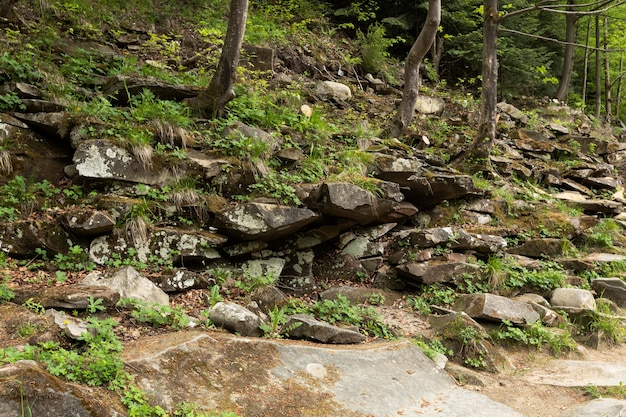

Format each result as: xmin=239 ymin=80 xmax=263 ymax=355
xmin=388 ymin=0 xmax=441 ymax=137
xmin=582 ymin=17 xmax=592 ymax=108
xmin=191 ymin=0 xmax=248 ymax=118
xmin=604 ymin=15 xmax=612 ymax=121
xmin=616 ymin=54 xmax=624 ymax=119
xmin=555 ymin=0 xmax=578 ymax=101
xmin=595 ymin=14 xmax=602 ymax=118
xmin=462 ymin=0 xmax=499 ymax=170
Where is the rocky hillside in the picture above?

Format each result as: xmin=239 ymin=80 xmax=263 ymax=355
xmin=1 ymin=1 xmax=626 ymax=416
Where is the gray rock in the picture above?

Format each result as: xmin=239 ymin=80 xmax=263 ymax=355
xmin=45 ymin=309 xmax=93 ymax=340
xmin=82 ymin=266 xmax=169 ymax=305
xmin=12 ymin=284 xmax=119 ymax=310
xmin=102 ymin=74 xmax=202 ymax=104
xmin=285 ymin=314 xmax=366 ymax=344
xmin=251 ymin=286 xmax=287 ymax=313
xmin=401 ymin=173 xmax=482 ymax=209
xmin=154 ymin=269 xmax=211 ymax=292
xmin=151 ymin=227 xmax=226 ymax=264
xmin=209 ymin=301 xmax=263 ymax=337
xmin=73 ymin=139 xmax=175 ymax=185
xmin=397 ymin=261 xmax=481 ymax=285
xmin=60 ymin=208 xmax=115 ymax=237
xmin=415 ymin=95 xmax=445 ymax=114
xmin=550 ymin=288 xmax=596 ymax=312
xmin=0 ymin=360 xmax=128 ymax=417
xmin=512 ymin=293 xmax=551 ymax=308
xmin=319 ymin=286 xmax=398 ymax=306
xmin=123 ymin=331 xmax=523 ymax=416
xmin=558 ymin=399 xmax=626 ymax=417
xmin=317 ymin=81 xmax=351 ymax=100
xmin=429 ymin=310 xmax=488 ymax=337
xmin=507 ymin=238 xmax=566 ymax=258
xmin=89 ymin=226 xmax=226 ymax=267
xmin=497 ymin=102 xmax=529 ymax=123
xmin=311 ymin=182 xmax=394 ymax=225
xmin=372 ymin=154 xmax=425 ymax=184
xmin=553 ymin=191 xmax=623 ymax=214
xmin=591 ymin=278 xmax=626 ymax=307
xmin=215 ymin=201 xmax=319 ymax=241
xmin=453 ymin=293 xmax=541 ymax=325
xmin=401 ymin=227 xmax=506 ymax=253
xmin=281 ymin=248 xmax=315 ymax=277
xmin=242 ymin=257 xmax=286 ymax=280
xmin=0 ymin=220 xmax=73 ymax=257
xmin=13 ymin=111 xmax=69 ymax=139
xmin=222 ymin=120 xmax=281 ymax=153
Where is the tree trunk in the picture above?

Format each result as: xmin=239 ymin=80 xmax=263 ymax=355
xmin=616 ymin=54 xmax=624 ymax=120
xmin=555 ymin=0 xmax=578 ymax=101
xmin=582 ymin=17 xmax=592 ymax=108
xmin=604 ymin=15 xmax=612 ymax=121
xmin=595 ymin=14 xmax=602 ymax=119
xmin=191 ymin=0 xmax=248 ymax=118
xmin=388 ymin=0 xmax=441 ymax=138
xmin=462 ymin=0 xmax=499 ymax=171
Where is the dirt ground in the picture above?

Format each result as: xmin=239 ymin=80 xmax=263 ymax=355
xmin=458 ymin=342 xmax=626 ymax=417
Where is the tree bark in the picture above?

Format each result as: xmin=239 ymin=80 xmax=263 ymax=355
xmin=582 ymin=17 xmax=592 ymax=108
xmin=595 ymin=14 xmax=602 ymax=118
xmin=388 ymin=0 xmax=441 ymax=138
xmin=616 ymin=54 xmax=624 ymax=119
xmin=555 ymin=0 xmax=579 ymax=101
xmin=191 ymin=0 xmax=248 ymax=118
xmin=604 ymin=15 xmax=612 ymax=121
xmin=463 ymin=0 xmax=499 ymax=170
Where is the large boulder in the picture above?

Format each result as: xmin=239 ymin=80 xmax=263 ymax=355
xmin=0 ymin=361 xmax=128 ymax=417
xmin=72 ymin=139 xmax=176 ymax=185
xmin=209 ymin=301 xmax=264 ymax=337
xmin=12 ymin=284 xmax=119 ymax=310
xmin=308 ymin=182 xmax=397 ymax=225
xmin=550 ymin=288 xmax=596 ymax=313
xmin=284 ymin=314 xmax=366 ymax=344
xmin=82 ymin=266 xmax=169 ymax=305
xmin=214 ymin=201 xmax=319 ymax=240
xmin=0 ymin=220 xmax=72 ymax=256
xmin=123 ymin=331 xmax=524 ymax=416
xmin=453 ymin=293 xmax=541 ymax=325
xmin=591 ymin=278 xmax=626 ymax=308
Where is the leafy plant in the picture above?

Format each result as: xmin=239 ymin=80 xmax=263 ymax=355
xmin=305 ymin=295 xmax=393 ymax=339
xmin=87 ymin=297 xmax=106 ymax=314
xmin=206 ymin=285 xmax=224 ymax=307
xmin=22 ymin=298 xmax=45 ymax=315
xmin=413 ymin=338 xmax=453 ymax=361
xmin=117 ymin=298 xmax=192 ymax=330
xmin=53 ymin=245 xmax=96 ymax=271
xmin=0 ymin=277 xmax=15 ymax=303
xmin=234 ymin=270 xmax=278 ymax=293
xmin=491 ymin=320 xmax=576 ymax=354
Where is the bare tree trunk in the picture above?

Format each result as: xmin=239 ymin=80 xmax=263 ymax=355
xmin=616 ymin=54 xmax=624 ymax=118
xmin=595 ymin=14 xmax=602 ymax=119
xmin=190 ymin=0 xmax=248 ymax=118
xmin=582 ymin=17 xmax=592 ymax=108
xmin=555 ymin=0 xmax=578 ymax=101
xmin=388 ymin=0 xmax=441 ymax=137
xmin=432 ymin=35 xmax=444 ymax=77
xmin=604 ymin=15 xmax=612 ymax=121
xmin=460 ymin=0 xmax=499 ymax=171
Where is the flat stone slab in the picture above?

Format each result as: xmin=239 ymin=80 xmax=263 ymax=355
xmin=525 ymin=360 xmax=626 ymax=387
xmin=124 ymin=331 xmax=523 ymax=416
xmin=558 ymin=398 xmax=626 ymax=417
